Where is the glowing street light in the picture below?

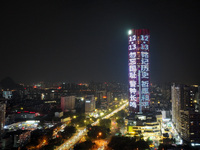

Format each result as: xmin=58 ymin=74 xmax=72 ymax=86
xmin=100 ymin=112 xmax=104 ymax=116
xmin=99 ymin=132 xmax=102 ymax=136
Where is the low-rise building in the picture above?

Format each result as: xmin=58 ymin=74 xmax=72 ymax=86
xmin=126 ymin=112 xmax=162 ymax=141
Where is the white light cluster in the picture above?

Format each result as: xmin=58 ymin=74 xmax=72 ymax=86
xmin=128 ymin=34 xmax=137 ymax=108
xmin=128 ymin=32 xmax=150 ymax=109
xmin=140 ymin=35 xmax=149 ymax=107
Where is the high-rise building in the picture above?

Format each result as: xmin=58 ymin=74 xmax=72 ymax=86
xmin=0 ymin=99 xmax=6 ymax=135
xmin=61 ymin=96 xmax=76 ymax=112
xmin=171 ymin=84 xmax=200 ymax=144
xmin=128 ymin=29 xmax=150 ymax=113
xmin=2 ymin=91 xmax=12 ymax=99
xmin=85 ymin=95 xmax=95 ymax=114
xmin=127 ymin=29 xmax=162 ymax=141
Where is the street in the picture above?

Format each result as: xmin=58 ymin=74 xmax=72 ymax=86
xmin=55 ymin=102 xmax=128 ymax=150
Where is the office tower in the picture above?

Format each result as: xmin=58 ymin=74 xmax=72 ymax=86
xmin=61 ymin=96 xmax=76 ymax=112
xmin=171 ymin=84 xmax=181 ymax=129
xmin=85 ymin=95 xmax=95 ymax=114
xmin=171 ymin=84 xmax=200 ymax=144
xmin=0 ymin=99 xmax=6 ymax=135
xmin=128 ymin=29 xmax=150 ymax=113
xmin=127 ymin=29 xmax=162 ymax=141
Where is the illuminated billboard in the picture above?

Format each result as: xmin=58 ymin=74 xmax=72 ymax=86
xmin=128 ymin=29 xmax=150 ymax=112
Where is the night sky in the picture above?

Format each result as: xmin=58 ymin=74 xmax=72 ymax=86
xmin=1 ymin=0 xmax=200 ymax=84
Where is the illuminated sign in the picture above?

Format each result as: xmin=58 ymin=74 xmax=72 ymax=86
xmin=128 ymin=29 xmax=150 ymax=112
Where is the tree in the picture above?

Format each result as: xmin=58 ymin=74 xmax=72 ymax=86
xmin=114 ymin=110 xmax=127 ymax=119
xmin=116 ymin=118 xmax=125 ymax=127
xmin=41 ymin=145 xmax=54 ymax=150
xmin=108 ymin=136 xmax=149 ymax=150
xmin=158 ymin=144 xmax=198 ymax=150
xmin=87 ymin=126 xmax=110 ymax=139
xmin=99 ymin=119 xmax=111 ymax=129
xmin=74 ymin=139 xmax=94 ymax=150
xmin=163 ymin=138 xmax=174 ymax=145
xmin=135 ymin=140 xmax=149 ymax=149
xmin=61 ymin=126 xmax=76 ymax=139
xmin=71 ymin=114 xmax=86 ymax=127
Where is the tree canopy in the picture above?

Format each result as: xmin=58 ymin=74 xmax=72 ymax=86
xmin=74 ymin=139 xmax=94 ymax=150
xmin=87 ymin=126 xmax=110 ymax=139
xmin=99 ymin=119 xmax=111 ymax=129
xmin=60 ymin=126 xmax=76 ymax=139
xmin=108 ymin=136 xmax=149 ymax=150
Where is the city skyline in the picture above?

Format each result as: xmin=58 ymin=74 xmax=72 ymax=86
xmin=2 ymin=1 xmax=200 ymax=148
xmin=1 ymin=0 xmax=200 ymax=84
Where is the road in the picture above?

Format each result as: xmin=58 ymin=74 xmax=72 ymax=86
xmin=55 ymin=102 xmax=128 ymax=150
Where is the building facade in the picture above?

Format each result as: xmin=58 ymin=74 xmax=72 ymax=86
xmin=171 ymin=84 xmax=200 ymax=144
xmin=128 ymin=29 xmax=150 ymax=113
xmin=126 ymin=112 xmax=162 ymax=141
xmin=0 ymin=99 xmax=6 ymax=135
xmin=61 ymin=96 xmax=76 ymax=112
xmin=85 ymin=95 xmax=95 ymax=114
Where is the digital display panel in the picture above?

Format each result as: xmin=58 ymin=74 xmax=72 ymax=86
xmin=128 ymin=29 xmax=150 ymax=112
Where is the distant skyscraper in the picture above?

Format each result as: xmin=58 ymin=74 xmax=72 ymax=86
xmin=61 ymin=96 xmax=76 ymax=112
xmin=171 ymin=84 xmax=200 ymax=144
xmin=85 ymin=95 xmax=96 ymax=114
xmin=0 ymin=99 xmax=6 ymax=135
xmin=128 ymin=29 xmax=150 ymax=113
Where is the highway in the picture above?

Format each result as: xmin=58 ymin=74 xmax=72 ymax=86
xmin=56 ymin=102 xmax=128 ymax=150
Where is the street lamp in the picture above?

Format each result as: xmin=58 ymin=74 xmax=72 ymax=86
xmin=97 ymin=132 xmax=102 ymax=141
xmin=99 ymin=132 xmax=102 ymax=136
xmin=84 ymin=120 xmax=86 ymax=126
xmin=84 ymin=120 xmax=86 ymax=123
